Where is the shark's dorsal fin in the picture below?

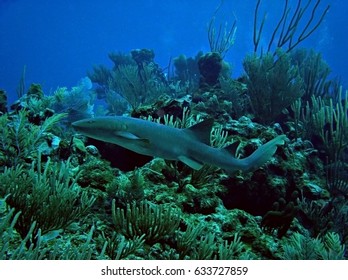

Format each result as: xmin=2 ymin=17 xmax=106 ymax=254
xmin=178 ymin=156 xmax=204 ymax=170
xmin=222 ymin=141 xmax=240 ymax=158
xmin=184 ymin=118 xmax=214 ymax=145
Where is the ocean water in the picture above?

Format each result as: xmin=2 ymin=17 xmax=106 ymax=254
xmin=0 ymin=0 xmax=345 ymax=105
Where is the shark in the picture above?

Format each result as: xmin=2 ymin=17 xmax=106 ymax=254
xmin=72 ymin=116 xmax=286 ymax=174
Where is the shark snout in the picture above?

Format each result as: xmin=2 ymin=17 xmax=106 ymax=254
xmin=72 ymin=118 xmax=94 ymax=128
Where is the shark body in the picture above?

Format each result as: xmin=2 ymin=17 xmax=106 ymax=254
xmin=72 ymin=116 xmax=286 ymax=174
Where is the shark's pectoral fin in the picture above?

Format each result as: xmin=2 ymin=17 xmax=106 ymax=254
xmin=113 ymin=131 xmax=151 ymax=145
xmin=114 ymin=131 xmax=142 ymax=140
xmin=178 ymin=156 xmax=204 ymax=170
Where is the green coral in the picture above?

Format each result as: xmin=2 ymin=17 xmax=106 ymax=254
xmin=88 ymin=50 xmax=169 ymax=113
xmin=0 ymin=89 xmax=7 ymax=114
xmin=109 ymin=63 xmax=167 ymax=111
xmin=103 ymin=233 xmax=145 ymax=260
xmin=261 ymin=202 xmax=298 ymax=238
xmin=77 ymin=157 xmax=115 ymax=191
xmin=107 ymin=168 xmax=145 ymax=207
xmin=291 ymin=48 xmax=335 ymax=101
xmin=112 ymin=200 xmax=180 ymax=245
xmin=1 ymin=209 xmax=44 ymax=260
xmin=1 ymin=207 xmax=98 ymax=260
xmin=243 ymin=49 xmax=304 ymax=124
xmin=0 ymin=110 xmax=66 ymax=167
xmin=176 ymin=224 xmax=247 ymax=260
xmin=0 ymin=157 xmax=95 ymax=238
xmin=292 ymin=89 xmax=348 ymax=198
xmin=279 ymin=232 xmax=345 ymax=260
xmin=172 ymin=52 xmax=201 ymax=89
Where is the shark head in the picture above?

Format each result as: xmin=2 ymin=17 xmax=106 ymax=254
xmin=72 ymin=116 xmax=150 ymax=148
xmin=72 ymin=117 xmax=126 ymax=143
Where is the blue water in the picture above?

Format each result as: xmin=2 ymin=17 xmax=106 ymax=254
xmin=0 ymin=0 xmax=346 ymax=105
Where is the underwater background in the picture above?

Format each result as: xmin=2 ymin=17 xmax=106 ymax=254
xmin=0 ymin=0 xmax=347 ymax=259
xmin=1 ymin=0 xmax=347 ymax=102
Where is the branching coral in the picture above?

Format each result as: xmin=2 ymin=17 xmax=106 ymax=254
xmin=0 ymin=110 xmax=66 ymax=167
xmin=253 ymin=0 xmax=330 ymax=55
xmin=109 ymin=63 xmax=167 ymax=111
xmin=291 ymin=48 xmax=336 ymax=102
xmin=0 ymin=209 xmax=44 ymax=260
xmin=112 ymin=200 xmax=180 ymax=245
xmin=88 ymin=50 xmax=169 ymax=113
xmin=0 ymin=157 xmax=95 ymax=238
xmin=103 ymin=233 xmax=145 ymax=260
xmin=1 ymin=208 xmax=97 ymax=260
xmin=176 ymin=224 xmax=247 ymax=260
xmin=280 ymin=232 xmax=345 ymax=260
xmin=51 ymin=80 xmax=95 ymax=123
xmin=243 ymin=49 xmax=304 ymax=124
xmin=292 ymin=89 xmax=348 ymax=193
xmin=207 ymin=0 xmax=237 ymax=58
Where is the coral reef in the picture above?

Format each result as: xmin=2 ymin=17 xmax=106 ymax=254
xmin=198 ymin=52 xmax=223 ymax=88
xmin=242 ymin=50 xmax=304 ymax=124
xmin=0 ymin=89 xmax=8 ymax=114
xmin=1 ymin=0 xmax=347 ymax=260
xmin=88 ymin=49 xmax=169 ymax=113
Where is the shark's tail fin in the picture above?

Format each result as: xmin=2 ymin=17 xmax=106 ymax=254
xmin=225 ymin=135 xmax=286 ymax=174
